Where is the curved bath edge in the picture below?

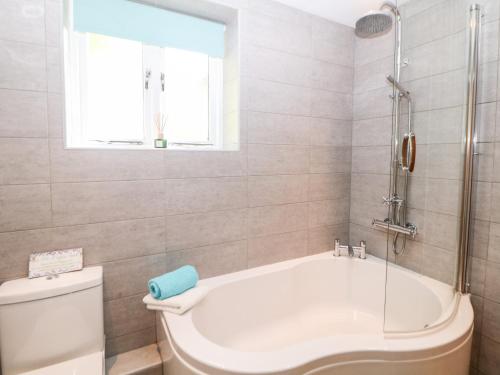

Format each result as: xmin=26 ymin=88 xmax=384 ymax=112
xmin=156 ymin=253 xmax=474 ymax=375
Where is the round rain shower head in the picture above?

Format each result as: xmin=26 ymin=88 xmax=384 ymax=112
xmin=355 ymin=11 xmax=393 ymax=38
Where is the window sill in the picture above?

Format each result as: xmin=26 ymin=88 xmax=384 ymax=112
xmin=64 ymin=143 xmax=239 ymax=152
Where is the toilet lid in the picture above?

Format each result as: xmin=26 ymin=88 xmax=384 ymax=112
xmin=20 ymin=351 xmax=103 ymax=375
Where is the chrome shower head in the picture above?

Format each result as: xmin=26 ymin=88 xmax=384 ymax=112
xmin=355 ymin=10 xmax=393 ymax=38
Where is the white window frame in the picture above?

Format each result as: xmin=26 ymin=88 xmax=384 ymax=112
xmin=64 ymin=31 xmax=224 ymax=150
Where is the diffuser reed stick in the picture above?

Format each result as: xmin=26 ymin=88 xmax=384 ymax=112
xmin=154 ymin=112 xmax=167 ymax=148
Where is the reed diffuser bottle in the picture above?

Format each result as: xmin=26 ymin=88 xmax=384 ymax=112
xmin=154 ymin=113 xmax=167 ymax=148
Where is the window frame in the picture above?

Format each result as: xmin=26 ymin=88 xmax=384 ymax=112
xmin=64 ymin=31 xmax=224 ymax=150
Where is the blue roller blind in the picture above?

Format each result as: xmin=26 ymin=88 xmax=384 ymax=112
xmin=72 ymin=0 xmax=225 ymax=58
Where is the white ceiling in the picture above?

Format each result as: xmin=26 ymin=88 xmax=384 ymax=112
xmin=273 ymin=0 xmax=387 ymax=27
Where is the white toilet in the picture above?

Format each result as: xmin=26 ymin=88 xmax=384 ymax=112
xmin=0 ymin=267 xmax=104 ymax=375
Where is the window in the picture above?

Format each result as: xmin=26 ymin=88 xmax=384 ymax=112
xmin=64 ymin=0 xmax=228 ymax=149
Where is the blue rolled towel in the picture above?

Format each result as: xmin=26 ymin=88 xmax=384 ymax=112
xmin=148 ymin=265 xmax=199 ymax=300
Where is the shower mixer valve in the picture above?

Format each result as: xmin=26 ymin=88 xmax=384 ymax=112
xmin=333 ymin=239 xmax=366 ymax=259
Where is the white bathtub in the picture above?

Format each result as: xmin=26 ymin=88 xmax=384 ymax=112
xmin=156 ymin=253 xmax=473 ymax=375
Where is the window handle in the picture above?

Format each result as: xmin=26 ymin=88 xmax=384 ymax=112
xmin=161 ymin=72 xmax=165 ymax=92
xmin=145 ymin=69 xmax=151 ymax=90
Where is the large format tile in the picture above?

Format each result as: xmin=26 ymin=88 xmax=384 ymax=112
xmin=0 ymin=217 xmax=165 ymax=280
xmin=485 ymin=261 xmax=500 ymax=303
xmin=310 ymin=89 xmax=352 ymax=120
xmin=248 ymin=202 xmax=308 ymax=237
xmin=308 ymin=224 xmax=348 ymax=255
xmin=104 ymin=294 xmax=155 ymax=339
xmin=310 ymin=146 xmax=352 ymax=174
xmin=309 ymin=118 xmax=351 ymax=146
xmin=242 ymin=10 xmax=311 ymax=57
xmin=0 ymin=89 xmax=48 ymax=137
xmin=103 ymin=254 xmax=167 ymax=301
xmin=105 ymin=327 xmax=156 ymax=359
xmin=248 ymin=174 xmax=308 ymax=207
xmin=0 ymin=138 xmax=49 ymax=184
xmin=248 ymin=144 xmax=309 ymax=175
xmin=165 ymin=240 xmax=247 ymax=278
xmin=0 ymin=40 xmax=46 ymax=91
xmin=164 ymin=177 xmax=247 ymax=215
xmin=164 ymin=149 xmax=246 ymax=178
xmin=246 ymin=79 xmax=311 ymax=116
xmin=243 ymin=44 xmax=310 ymax=87
xmin=247 ymin=112 xmax=310 ymax=145
xmin=50 ymin=139 xmax=163 ymax=182
xmin=309 ymin=199 xmax=349 ymax=228
xmin=482 ymin=299 xmax=500 ymax=343
xmin=308 ymin=173 xmax=350 ymax=201
xmin=0 ymin=0 xmax=45 ymax=45
xmin=479 ymin=335 xmax=500 ymax=375
xmin=310 ymin=60 xmax=353 ymax=94
xmin=312 ymin=16 xmax=354 ymax=67
xmin=0 ymin=184 xmax=51 ymax=232
xmin=248 ymin=230 xmax=307 ymax=267
xmin=52 ymin=180 xmax=164 ymax=226
xmin=166 ymin=209 xmax=247 ymax=251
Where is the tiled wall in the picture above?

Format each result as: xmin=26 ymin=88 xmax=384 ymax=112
xmin=0 ymin=0 xmax=353 ymax=357
xmin=350 ymin=0 xmax=500 ymax=374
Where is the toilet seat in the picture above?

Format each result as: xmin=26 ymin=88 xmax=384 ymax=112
xmin=20 ymin=351 xmax=104 ymax=375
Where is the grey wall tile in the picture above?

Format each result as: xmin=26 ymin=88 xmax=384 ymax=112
xmin=0 ymin=40 xmax=46 ymax=91
xmin=0 ymin=89 xmax=48 ymax=137
xmin=354 ymin=31 xmax=394 ymax=67
xmin=0 ymin=184 xmax=51 ymax=232
xmin=103 ymin=254 xmax=167 ymax=301
xmin=166 ymin=209 xmax=247 ymax=251
xmin=352 ymin=116 xmax=392 ymax=147
xmin=242 ymin=10 xmax=311 ymax=57
xmin=310 ymin=89 xmax=352 ymax=120
xmin=248 ymin=144 xmax=309 ymax=175
xmin=0 ymin=0 xmax=45 ymax=45
xmin=479 ymin=335 xmax=500 ymax=375
xmin=247 ymin=111 xmax=310 ymax=145
xmin=248 ymin=202 xmax=308 ymax=237
xmin=353 ymin=87 xmax=393 ymax=120
xmin=164 ymin=149 xmax=247 ymax=178
xmin=164 ymin=177 xmax=246 ymax=215
xmin=311 ymin=16 xmax=353 ymax=67
xmin=47 ymin=92 xmax=63 ymax=138
xmin=248 ymin=230 xmax=307 ymax=267
xmin=248 ymin=174 xmax=308 ymax=207
xmin=309 ymin=199 xmax=349 ymax=228
xmin=351 ymin=146 xmax=391 ymax=175
xmin=46 ymin=46 xmax=62 ymax=93
xmin=309 ymin=118 xmax=351 ymax=146
xmin=52 ymin=180 xmax=164 ymax=226
xmin=354 ymin=56 xmax=393 ymax=94
xmin=247 ymin=78 xmax=311 ymax=116
xmin=310 ymin=60 xmax=353 ymax=93
xmin=165 ymin=240 xmax=247 ymax=278
xmin=105 ymin=327 xmax=156 ymax=358
xmin=50 ymin=139 xmax=164 ymax=182
xmin=310 ymin=146 xmax=352 ymax=174
xmin=243 ymin=44 xmax=311 ymax=87
xmin=45 ymin=0 xmax=62 ymax=47
xmin=247 ymin=0 xmax=311 ymax=27
xmin=104 ymin=294 xmax=155 ymax=339
xmin=309 ymin=173 xmax=350 ymax=201
xmin=308 ymin=223 xmax=348 ymax=255
xmin=0 ymin=138 xmax=50 ymax=184
xmin=482 ymin=299 xmax=500 ymax=343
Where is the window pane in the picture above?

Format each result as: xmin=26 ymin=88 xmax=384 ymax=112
xmin=162 ymin=48 xmax=209 ymax=143
xmin=83 ymin=33 xmax=144 ymax=141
